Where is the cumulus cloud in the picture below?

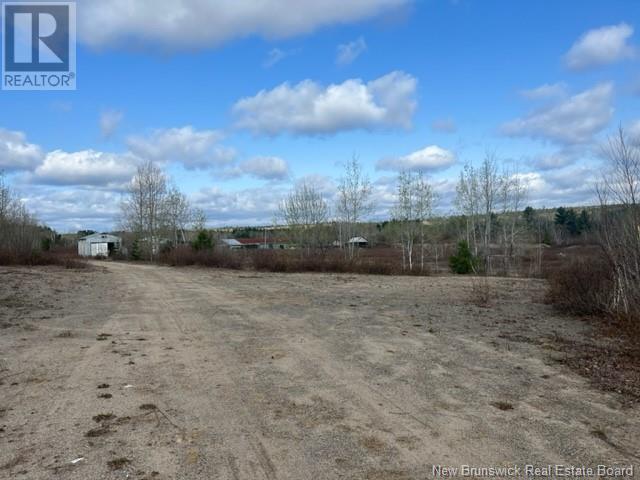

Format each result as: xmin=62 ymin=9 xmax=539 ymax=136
xmin=519 ymin=82 xmax=568 ymax=100
xmin=240 ymin=156 xmax=290 ymax=180
xmin=233 ymin=71 xmax=417 ymax=135
xmin=565 ymin=23 xmax=636 ymax=70
xmin=531 ymin=147 xmax=584 ymax=171
xmin=336 ymin=37 xmax=367 ymax=65
xmin=100 ymin=109 xmax=124 ymax=138
xmin=78 ymin=0 xmax=407 ymax=51
xmin=431 ymin=118 xmax=457 ymax=133
xmin=524 ymin=167 xmax=598 ymax=207
xmin=22 ymin=187 xmax=122 ymax=232
xmin=127 ymin=126 xmax=236 ymax=170
xmin=376 ymin=145 xmax=456 ymax=172
xmin=501 ymin=83 xmax=614 ymax=145
xmin=190 ymin=185 xmax=287 ymax=226
xmin=0 ymin=129 xmax=43 ymax=172
xmin=32 ymin=150 xmax=138 ymax=187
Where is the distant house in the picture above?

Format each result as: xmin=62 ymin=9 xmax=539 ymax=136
xmin=332 ymin=237 xmax=369 ymax=248
xmin=347 ymin=237 xmax=369 ymax=248
xmin=221 ymin=238 xmax=243 ymax=249
xmin=78 ymin=233 xmax=121 ymax=257
xmin=221 ymin=237 xmax=290 ymax=250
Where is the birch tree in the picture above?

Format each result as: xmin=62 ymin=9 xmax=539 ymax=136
xmin=163 ymin=186 xmax=191 ymax=246
xmin=455 ymin=163 xmax=480 ymax=254
xmin=121 ymin=160 xmax=168 ymax=260
xmin=596 ymin=127 xmax=640 ymax=316
xmin=478 ymin=152 xmax=501 ymax=259
xmin=336 ymin=156 xmax=374 ymax=259
xmin=499 ymin=167 xmax=529 ymax=265
xmin=393 ymin=171 xmax=435 ymax=272
xmin=280 ymin=181 xmax=329 ymax=254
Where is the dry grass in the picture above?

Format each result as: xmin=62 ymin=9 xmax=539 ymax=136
xmin=469 ymin=276 xmax=496 ymax=308
xmin=0 ymin=249 xmax=88 ymax=269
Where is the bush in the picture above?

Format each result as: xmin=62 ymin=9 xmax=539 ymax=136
xmin=449 ymin=241 xmax=477 ymax=274
xmin=546 ymin=256 xmax=614 ymax=316
xmin=192 ymin=230 xmax=213 ymax=251
xmin=130 ymin=239 xmax=142 ymax=261
xmin=159 ymin=245 xmax=243 ymax=270
xmin=0 ymin=249 xmax=88 ymax=269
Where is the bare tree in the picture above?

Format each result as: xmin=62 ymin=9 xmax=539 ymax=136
xmin=596 ymin=127 xmax=640 ymax=316
xmin=478 ymin=152 xmax=501 ymax=263
xmin=279 ymin=181 xmax=329 ymax=254
xmin=393 ymin=171 xmax=435 ymax=272
xmin=455 ymin=162 xmax=480 ymax=255
xmin=163 ymin=186 xmax=191 ymax=246
xmin=498 ymin=166 xmax=529 ymax=270
xmin=0 ymin=171 xmax=42 ymax=255
xmin=336 ymin=156 xmax=374 ymax=259
xmin=191 ymin=208 xmax=207 ymax=232
xmin=121 ymin=160 xmax=167 ymax=260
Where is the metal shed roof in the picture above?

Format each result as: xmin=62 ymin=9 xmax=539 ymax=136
xmin=79 ymin=233 xmax=121 ymax=242
xmin=221 ymin=238 xmax=243 ymax=247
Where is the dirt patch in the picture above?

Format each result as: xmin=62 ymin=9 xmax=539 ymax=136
xmin=1 ymin=263 xmax=639 ymax=479
xmin=1 ymin=453 xmax=26 ymax=470
xmin=107 ymin=457 xmax=131 ymax=471
xmin=491 ymin=401 xmax=515 ymax=411
xmin=85 ymin=426 xmax=112 ymax=437
xmin=554 ymin=330 xmax=640 ymax=405
xmin=93 ymin=413 xmax=116 ymax=423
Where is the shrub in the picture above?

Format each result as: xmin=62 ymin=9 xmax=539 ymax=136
xmin=159 ymin=245 xmax=243 ymax=270
xmin=130 ymin=239 xmax=142 ymax=261
xmin=546 ymin=256 xmax=614 ymax=316
xmin=0 ymin=249 xmax=88 ymax=269
xmin=470 ymin=276 xmax=495 ymax=307
xmin=449 ymin=241 xmax=477 ymax=274
xmin=192 ymin=230 xmax=213 ymax=251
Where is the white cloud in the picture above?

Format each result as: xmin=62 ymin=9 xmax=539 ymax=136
xmin=532 ymin=147 xmax=583 ymax=170
xmin=100 ymin=109 xmax=124 ymax=138
xmin=336 ymin=37 xmax=367 ymax=65
xmin=0 ymin=129 xmax=43 ymax=172
xmin=565 ymin=23 xmax=636 ymax=70
xmin=190 ymin=185 xmax=287 ymax=226
xmin=32 ymin=150 xmax=137 ymax=187
xmin=524 ymin=167 xmax=598 ymax=207
xmin=431 ymin=118 xmax=457 ymax=133
xmin=519 ymin=82 xmax=568 ymax=100
xmin=501 ymin=83 xmax=614 ymax=144
xmin=78 ymin=0 xmax=407 ymax=50
xmin=233 ymin=71 xmax=417 ymax=135
xmin=376 ymin=145 xmax=456 ymax=172
xmin=21 ymin=187 xmax=122 ymax=232
xmin=240 ymin=156 xmax=290 ymax=180
xmin=127 ymin=126 xmax=236 ymax=170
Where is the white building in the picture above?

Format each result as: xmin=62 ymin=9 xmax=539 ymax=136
xmin=77 ymin=233 xmax=121 ymax=257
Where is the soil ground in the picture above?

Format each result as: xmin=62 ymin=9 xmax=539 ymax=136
xmin=0 ymin=262 xmax=638 ymax=479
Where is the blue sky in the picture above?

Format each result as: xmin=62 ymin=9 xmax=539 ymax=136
xmin=0 ymin=0 xmax=639 ymax=232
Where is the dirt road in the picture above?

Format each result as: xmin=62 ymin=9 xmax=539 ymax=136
xmin=1 ymin=262 xmax=638 ymax=479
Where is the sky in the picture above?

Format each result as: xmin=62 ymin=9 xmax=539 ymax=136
xmin=0 ymin=0 xmax=639 ymax=232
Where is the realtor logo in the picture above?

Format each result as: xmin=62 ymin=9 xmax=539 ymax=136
xmin=2 ymin=1 xmax=76 ymax=90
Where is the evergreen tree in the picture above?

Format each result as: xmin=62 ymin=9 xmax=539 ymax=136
xmin=449 ymin=240 xmax=477 ymax=274
xmin=192 ymin=230 xmax=213 ymax=251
